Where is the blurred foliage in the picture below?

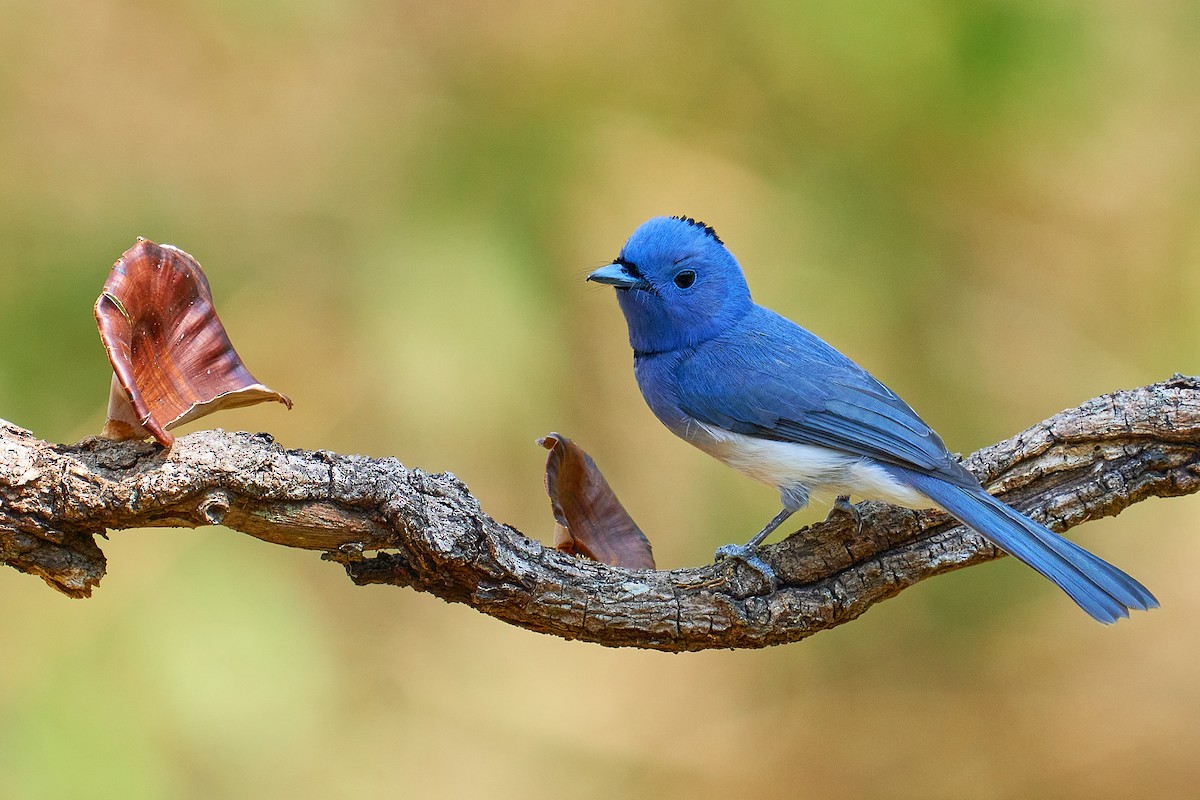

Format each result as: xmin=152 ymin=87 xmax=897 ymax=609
xmin=0 ymin=1 xmax=1198 ymax=798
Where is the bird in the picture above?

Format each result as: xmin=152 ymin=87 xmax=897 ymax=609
xmin=586 ymin=215 xmax=1157 ymax=623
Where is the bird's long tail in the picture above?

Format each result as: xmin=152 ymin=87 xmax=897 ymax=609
xmin=895 ymin=469 xmax=1157 ymax=623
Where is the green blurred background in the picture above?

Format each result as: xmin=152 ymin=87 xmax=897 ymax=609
xmin=1 ymin=1 xmax=1198 ymax=798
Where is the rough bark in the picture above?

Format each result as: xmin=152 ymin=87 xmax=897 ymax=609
xmin=1 ymin=375 xmax=1197 ymax=651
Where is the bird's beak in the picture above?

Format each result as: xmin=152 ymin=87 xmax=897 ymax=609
xmin=587 ymin=262 xmax=650 ymax=290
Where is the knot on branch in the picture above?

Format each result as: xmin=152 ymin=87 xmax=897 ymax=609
xmin=198 ymin=489 xmax=233 ymax=525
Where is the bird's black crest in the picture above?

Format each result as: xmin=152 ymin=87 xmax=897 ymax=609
xmin=669 ymin=215 xmax=723 ymax=245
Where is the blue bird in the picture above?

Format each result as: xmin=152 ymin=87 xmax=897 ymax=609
xmin=587 ymin=215 xmax=1157 ymax=623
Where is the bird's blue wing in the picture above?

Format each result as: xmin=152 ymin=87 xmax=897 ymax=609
xmin=672 ymin=310 xmax=978 ymax=487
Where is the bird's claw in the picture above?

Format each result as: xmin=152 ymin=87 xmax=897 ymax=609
xmin=826 ymin=494 xmax=863 ymax=532
xmin=714 ymin=543 xmax=780 ymax=592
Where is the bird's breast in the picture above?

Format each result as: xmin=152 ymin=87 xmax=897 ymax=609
xmin=633 ymin=351 xmax=693 ymax=432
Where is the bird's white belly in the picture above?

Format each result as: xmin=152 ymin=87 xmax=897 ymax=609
xmin=688 ymin=423 xmax=929 ymax=510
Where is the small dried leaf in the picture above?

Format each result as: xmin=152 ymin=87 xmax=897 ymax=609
xmin=95 ymin=239 xmax=292 ymax=447
xmin=538 ymin=432 xmax=655 ymax=570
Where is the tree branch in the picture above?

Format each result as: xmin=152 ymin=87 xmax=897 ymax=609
xmin=2 ymin=375 xmax=1198 ymax=650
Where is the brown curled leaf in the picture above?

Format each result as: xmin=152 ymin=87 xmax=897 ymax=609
xmin=95 ymin=239 xmax=292 ymax=447
xmin=538 ymin=432 xmax=655 ymax=570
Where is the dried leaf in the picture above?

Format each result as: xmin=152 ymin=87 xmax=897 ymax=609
xmin=538 ymin=432 xmax=655 ymax=570
xmin=95 ymin=239 xmax=292 ymax=447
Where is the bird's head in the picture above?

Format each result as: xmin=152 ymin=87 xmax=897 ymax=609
xmin=587 ymin=216 xmax=752 ymax=354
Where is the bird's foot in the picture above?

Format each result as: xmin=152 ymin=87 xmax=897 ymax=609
xmin=714 ymin=543 xmax=779 ymax=592
xmin=825 ymin=495 xmax=863 ymax=532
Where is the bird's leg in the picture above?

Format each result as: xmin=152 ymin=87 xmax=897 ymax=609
xmin=825 ymin=494 xmax=863 ymax=532
xmin=714 ymin=507 xmax=796 ymax=592
xmin=714 ymin=486 xmax=808 ymax=591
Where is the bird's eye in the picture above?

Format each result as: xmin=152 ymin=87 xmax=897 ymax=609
xmin=673 ymin=269 xmax=696 ymax=289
